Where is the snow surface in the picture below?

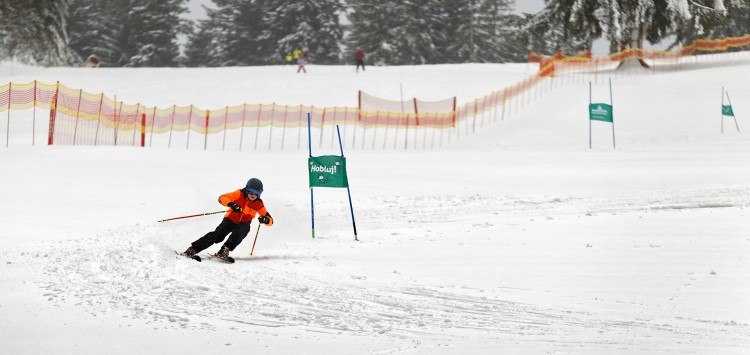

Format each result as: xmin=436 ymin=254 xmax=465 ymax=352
xmin=1 ymin=56 xmax=749 ymax=354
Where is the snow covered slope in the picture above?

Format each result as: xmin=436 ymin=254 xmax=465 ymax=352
xmin=1 ymin=55 xmax=749 ymax=354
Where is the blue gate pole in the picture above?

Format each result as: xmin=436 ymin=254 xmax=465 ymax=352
xmin=610 ymin=78 xmax=615 ymax=149
xmin=589 ymin=82 xmax=592 ymax=149
xmin=721 ymin=87 xmax=725 ymax=134
xmin=337 ymin=125 xmax=359 ymax=241
xmin=308 ymin=112 xmax=315 ymax=239
xmin=726 ymin=89 xmax=740 ymax=132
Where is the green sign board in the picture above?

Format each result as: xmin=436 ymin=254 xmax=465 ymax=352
xmin=309 ymin=155 xmax=348 ymax=188
xmin=722 ymin=105 xmax=734 ymax=116
xmin=589 ymin=103 xmax=613 ymax=122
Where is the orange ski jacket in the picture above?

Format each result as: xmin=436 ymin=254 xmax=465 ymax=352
xmin=219 ymin=189 xmax=273 ymax=225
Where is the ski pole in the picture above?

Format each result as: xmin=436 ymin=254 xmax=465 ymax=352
xmin=249 ymin=224 xmax=262 ymax=256
xmin=157 ymin=210 xmax=225 ymax=223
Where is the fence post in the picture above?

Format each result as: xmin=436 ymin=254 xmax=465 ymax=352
xmin=473 ymin=99 xmax=478 ymax=133
xmin=254 ymin=103 xmax=262 ymax=150
xmin=222 ymin=106 xmax=228 ymax=151
xmin=94 ymin=93 xmax=103 ymax=146
xmin=319 ymin=107 xmax=326 ymax=149
xmin=281 ymin=105 xmax=288 ymax=150
xmin=404 ymin=113 xmax=409 ymax=150
xmin=297 ymin=104 xmax=303 ymax=150
xmin=115 ymin=98 xmax=123 ymax=146
xmin=268 ymin=103 xmax=275 ymax=151
xmin=451 ymin=96 xmax=457 ymax=132
xmin=131 ymin=103 xmax=140 ymax=146
xmin=239 ymin=103 xmax=247 ymax=151
xmin=149 ymin=106 xmax=156 ymax=147
xmin=6 ymin=82 xmax=11 ymax=148
xmin=357 ymin=91 xmax=362 ymax=122
xmin=32 ymin=80 xmax=37 ymax=146
xmin=204 ymin=109 xmax=209 ymax=150
xmin=141 ymin=113 xmax=146 ymax=147
xmin=168 ymin=104 xmax=176 ymax=148
xmin=113 ymin=95 xmax=118 ymax=145
xmin=330 ymin=106 xmax=337 ymax=149
xmin=72 ymin=89 xmax=83 ymax=145
xmin=186 ymin=104 xmax=193 ymax=149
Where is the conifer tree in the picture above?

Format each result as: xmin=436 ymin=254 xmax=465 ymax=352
xmin=445 ymin=0 xmax=515 ymax=63
xmin=0 ymin=0 xmax=74 ymax=65
xmin=346 ymin=0 xmax=521 ymax=65
xmin=67 ymin=0 xmax=188 ymax=67
xmin=68 ymin=0 xmax=118 ymax=65
xmin=527 ymin=0 xmax=746 ymax=55
xmin=261 ymin=0 xmax=344 ymax=64
xmin=122 ymin=0 xmax=189 ymax=67
xmin=184 ymin=20 xmax=222 ymax=67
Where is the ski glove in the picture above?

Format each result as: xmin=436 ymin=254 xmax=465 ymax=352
xmin=258 ymin=215 xmax=272 ymax=225
xmin=227 ymin=202 xmax=242 ymax=213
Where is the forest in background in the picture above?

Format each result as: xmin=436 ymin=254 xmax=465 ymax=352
xmin=1 ymin=0 xmax=748 ymax=67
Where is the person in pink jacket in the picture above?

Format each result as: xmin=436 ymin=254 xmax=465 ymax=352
xmin=297 ymin=47 xmax=308 ymax=74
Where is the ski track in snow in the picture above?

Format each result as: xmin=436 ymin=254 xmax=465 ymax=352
xmin=23 ymin=188 xmax=749 ymax=351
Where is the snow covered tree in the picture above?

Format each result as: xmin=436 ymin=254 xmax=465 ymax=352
xmin=0 ymin=0 xmax=74 ymax=65
xmin=184 ymin=20 xmax=222 ymax=67
xmin=67 ymin=0 xmax=119 ymax=65
xmin=183 ymin=0 xmax=239 ymax=66
xmin=345 ymin=0 xmax=416 ymax=65
xmin=662 ymin=0 xmax=748 ymax=48
xmin=527 ymin=0 xmax=746 ymax=55
xmin=262 ymin=0 xmax=344 ymax=65
xmin=120 ymin=0 xmax=189 ymax=67
xmin=444 ymin=0 xmax=517 ymax=63
xmin=221 ymin=0 xmax=267 ymax=66
xmin=67 ymin=0 xmax=188 ymax=67
xmin=706 ymin=2 xmax=750 ymax=41
xmin=185 ymin=0 xmax=343 ymax=66
xmin=346 ymin=0 xmax=522 ymax=65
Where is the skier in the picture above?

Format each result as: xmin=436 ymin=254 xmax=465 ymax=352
xmin=182 ymin=178 xmax=273 ymax=262
xmin=354 ymin=48 xmax=365 ymax=72
xmin=297 ymin=47 xmax=308 ymax=74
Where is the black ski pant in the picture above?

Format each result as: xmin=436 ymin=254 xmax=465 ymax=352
xmin=191 ymin=217 xmax=251 ymax=253
xmin=356 ymin=60 xmax=365 ymax=71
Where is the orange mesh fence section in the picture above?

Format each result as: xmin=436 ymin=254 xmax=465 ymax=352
xmin=359 ymin=91 xmax=416 ymax=115
xmin=0 ymin=83 xmax=7 ymax=111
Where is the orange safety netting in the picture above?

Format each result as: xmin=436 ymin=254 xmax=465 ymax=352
xmin=535 ymin=34 xmax=750 ymax=77
xmin=359 ymin=91 xmax=457 ymax=128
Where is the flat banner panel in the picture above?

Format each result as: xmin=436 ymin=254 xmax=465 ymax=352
xmin=589 ymin=103 xmax=613 ymax=122
xmin=722 ymin=105 xmax=734 ymax=116
xmin=309 ymin=155 xmax=348 ymax=188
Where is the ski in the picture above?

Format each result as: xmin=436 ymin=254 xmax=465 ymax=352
xmin=175 ymin=251 xmax=201 ymax=262
xmin=204 ymin=253 xmax=235 ymax=264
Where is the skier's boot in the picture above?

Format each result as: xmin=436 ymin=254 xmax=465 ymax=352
xmin=214 ymin=245 xmax=235 ymax=263
xmin=182 ymin=246 xmax=201 ymax=262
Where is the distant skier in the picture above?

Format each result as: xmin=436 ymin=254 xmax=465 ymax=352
xmin=297 ymin=47 xmax=308 ymax=74
xmin=354 ymin=48 xmax=365 ymax=72
xmin=182 ymin=178 xmax=273 ymax=263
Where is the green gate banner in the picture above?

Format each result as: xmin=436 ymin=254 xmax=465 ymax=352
xmin=589 ymin=103 xmax=613 ymax=122
xmin=722 ymin=105 xmax=734 ymax=116
xmin=309 ymin=155 xmax=348 ymax=188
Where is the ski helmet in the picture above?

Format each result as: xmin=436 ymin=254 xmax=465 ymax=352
xmin=245 ymin=178 xmax=263 ymax=197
